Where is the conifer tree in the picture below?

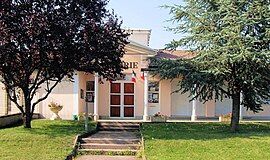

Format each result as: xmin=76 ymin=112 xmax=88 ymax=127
xmin=153 ymin=0 xmax=270 ymax=132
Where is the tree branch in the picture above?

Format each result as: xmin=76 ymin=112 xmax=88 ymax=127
xmin=6 ymin=88 xmax=25 ymax=115
xmin=31 ymin=78 xmax=62 ymax=113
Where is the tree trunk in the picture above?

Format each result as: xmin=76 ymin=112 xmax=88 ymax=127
xmin=23 ymin=113 xmax=32 ymax=128
xmin=230 ymin=92 xmax=241 ymax=132
xmin=23 ymin=100 xmax=32 ymax=128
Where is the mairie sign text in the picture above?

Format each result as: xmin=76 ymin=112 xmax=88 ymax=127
xmin=122 ymin=62 xmax=139 ymax=69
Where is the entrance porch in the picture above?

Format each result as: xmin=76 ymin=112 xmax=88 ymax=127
xmin=90 ymin=72 xmax=210 ymax=122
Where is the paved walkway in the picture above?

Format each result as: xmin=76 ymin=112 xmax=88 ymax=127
xmin=76 ymin=155 xmax=138 ymax=160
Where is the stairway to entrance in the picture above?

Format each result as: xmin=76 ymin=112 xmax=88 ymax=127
xmin=78 ymin=122 xmax=141 ymax=156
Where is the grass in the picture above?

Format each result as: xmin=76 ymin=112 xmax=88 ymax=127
xmin=0 ymin=120 xmax=95 ymax=160
xmin=142 ymin=122 xmax=270 ymax=160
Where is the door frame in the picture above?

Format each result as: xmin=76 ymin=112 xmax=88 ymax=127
xmin=109 ymin=81 xmax=136 ymax=119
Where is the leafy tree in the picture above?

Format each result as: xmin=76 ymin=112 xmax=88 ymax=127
xmin=0 ymin=0 xmax=128 ymax=128
xmin=152 ymin=0 xmax=270 ymax=132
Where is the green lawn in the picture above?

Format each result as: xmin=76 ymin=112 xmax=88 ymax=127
xmin=0 ymin=120 xmax=95 ymax=160
xmin=142 ymin=122 xmax=270 ymax=160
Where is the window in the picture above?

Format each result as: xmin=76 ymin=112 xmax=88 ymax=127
xmin=148 ymin=82 xmax=159 ymax=103
xmin=86 ymin=81 xmax=94 ymax=102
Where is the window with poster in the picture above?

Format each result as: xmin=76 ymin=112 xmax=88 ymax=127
xmin=148 ymin=81 xmax=159 ymax=103
xmin=86 ymin=81 xmax=95 ymax=102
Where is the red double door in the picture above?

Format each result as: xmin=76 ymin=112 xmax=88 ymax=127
xmin=110 ymin=82 xmax=135 ymax=118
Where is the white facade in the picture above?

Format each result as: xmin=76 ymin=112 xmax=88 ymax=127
xmin=0 ymin=29 xmax=269 ymax=121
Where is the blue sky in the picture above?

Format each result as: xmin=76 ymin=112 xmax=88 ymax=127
xmin=107 ymin=0 xmax=184 ymax=49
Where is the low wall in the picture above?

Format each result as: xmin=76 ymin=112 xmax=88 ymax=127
xmin=0 ymin=113 xmax=23 ymax=128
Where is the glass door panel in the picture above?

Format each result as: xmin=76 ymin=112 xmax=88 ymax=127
xmin=124 ymin=107 xmax=134 ymax=117
xmin=124 ymin=83 xmax=135 ymax=118
xmin=124 ymin=95 xmax=134 ymax=105
xmin=110 ymin=95 xmax=120 ymax=105
xmin=124 ymin=83 xmax=134 ymax=93
xmin=111 ymin=83 xmax=121 ymax=93
xmin=111 ymin=106 xmax=120 ymax=117
xmin=110 ymin=83 xmax=121 ymax=117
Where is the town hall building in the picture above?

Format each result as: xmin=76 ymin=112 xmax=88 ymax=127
xmin=0 ymin=29 xmax=269 ymax=121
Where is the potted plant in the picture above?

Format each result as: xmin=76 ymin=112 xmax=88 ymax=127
xmin=150 ymin=112 xmax=167 ymax=122
xmin=48 ymin=102 xmax=63 ymax=120
xmin=219 ymin=112 xmax=232 ymax=122
xmin=77 ymin=113 xmax=94 ymax=121
xmin=77 ymin=112 xmax=86 ymax=121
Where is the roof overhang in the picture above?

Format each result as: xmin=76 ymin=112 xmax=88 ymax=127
xmin=125 ymin=40 xmax=156 ymax=56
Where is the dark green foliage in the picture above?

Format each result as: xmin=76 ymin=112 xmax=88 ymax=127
xmin=153 ymin=0 xmax=270 ymax=131
xmin=0 ymin=0 xmax=128 ymax=128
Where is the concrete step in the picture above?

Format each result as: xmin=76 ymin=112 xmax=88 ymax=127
xmin=78 ymin=149 xmax=138 ymax=155
xmin=81 ymin=138 xmax=140 ymax=144
xmin=78 ymin=123 xmax=141 ymax=156
xmin=99 ymin=124 xmax=139 ymax=128
xmin=89 ymin=135 xmax=140 ymax=140
xmin=80 ymin=143 xmax=140 ymax=150
xmin=98 ymin=126 xmax=139 ymax=131
xmin=98 ymin=122 xmax=140 ymax=127
xmin=96 ymin=131 xmax=140 ymax=135
xmin=98 ymin=122 xmax=140 ymax=131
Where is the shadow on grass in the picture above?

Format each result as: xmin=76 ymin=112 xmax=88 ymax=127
xmin=0 ymin=120 xmax=23 ymax=129
xmin=18 ymin=120 xmax=96 ymax=137
xmin=142 ymin=122 xmax=270 ymax=141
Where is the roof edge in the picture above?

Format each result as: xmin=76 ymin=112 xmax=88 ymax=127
xmin=126 ymin=40 xmax=156 ymax=55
